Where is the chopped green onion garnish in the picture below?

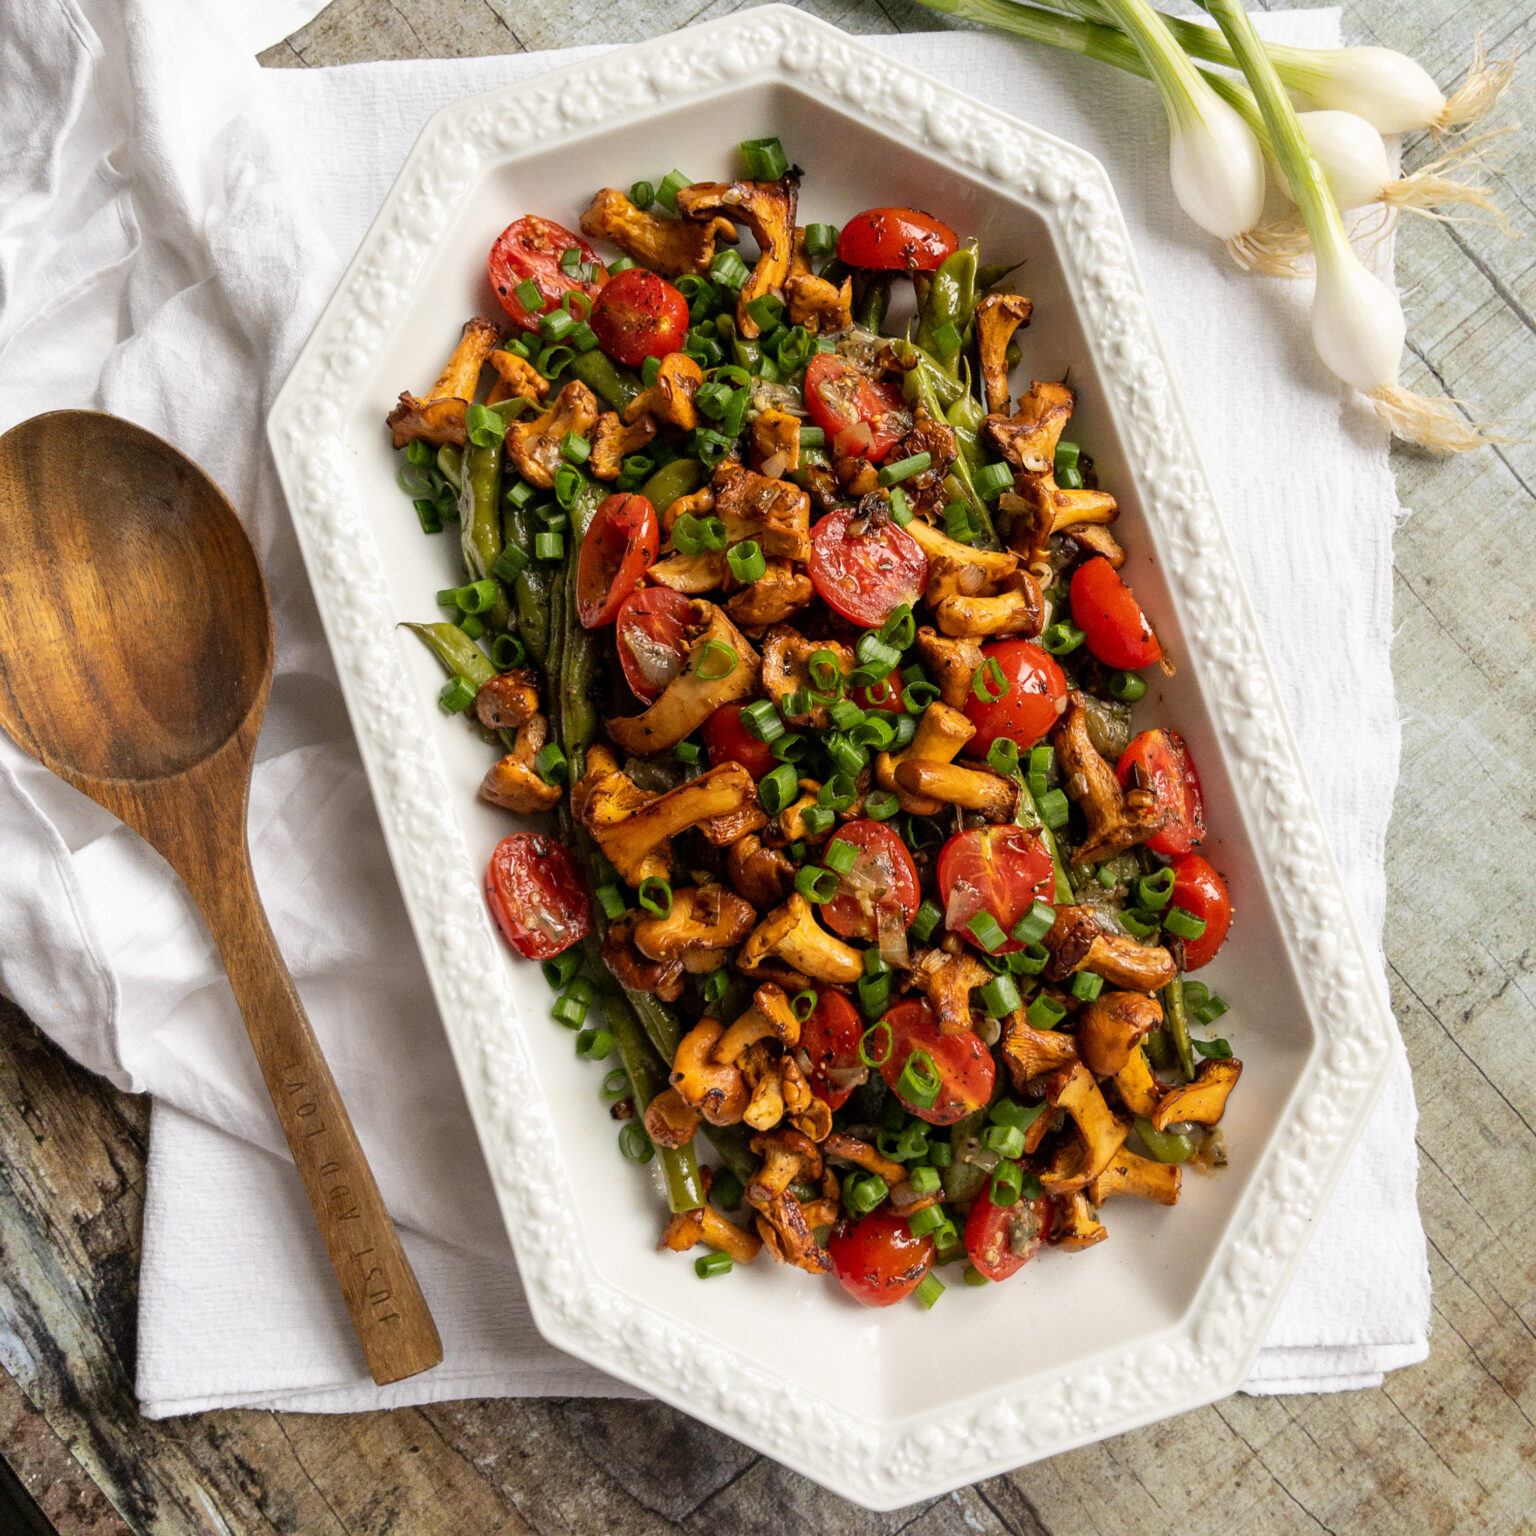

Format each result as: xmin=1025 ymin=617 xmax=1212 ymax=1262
xmin=856 ymin=632 xmax=902 ymax=673
xmin=465 ymin=402 xmax=508 ymax=448
xmin=1055 ymin=440 xmax=1081 ymax=473
xmin=596 ymin=884 xmax=627 ymax=920
xmin=1056 ymin=465 xmax=1085 ymax=490
xmin=986 ymin=738 xmax=1020 ymax=776
xmin=492 ymin=544 xmax=528 ymax=584
xmin=1042 ymin=622 xmax=1085 ymax=656
xmin=741 ymin=699 xmax=785 ymax=744
xmin=1070 ymin=970 xmax=1104 ymax=1002
xmin=859 ymin=1022 xmax=893 ymax=1068
xmin=1011 ymin=901 xmax=1055 ymax=947
xmin=1194 ymin=996 xmax=1230 ymax=1026
xmin=1011 ymin=942 xmax=1050 ymax=975
xmin=1164 ymin=906 xmax=1208 ymax=940
xmin=845 ymin=1172 xmax=889 ymax=1216
xmin=865 ymin=790 xmax=900 ymax=821
xmin=908 ymin=1205 xmax=949 ymax=1238
xmin=744 ymin=292 xmax=784 ymax=330
xmin=694 ymin=1251 xmax=734 ymax=1278
xmin=726 ymin=540 xmax=767 ymax=584
xmin=964 ymin=1264 xmax=989 ymax=1286
xmin=967 ymin=912 xmax=1009 ymax=953
xmin=535 ymin=344 xmax=574 ymax=378
xmin=801 ymin=805 xmax=835 ymax=836
xmin=828 ymin=697 xmax=863 ymax=732
xmin=674 ymin=740 xmax=703 ymax=766
xmin=641 ymin=354 xmax=662 ymax=387
xmin=575 ymin=1027 xmax=613 ymax=1061
xmin=1119 ymin=908 xmax=1161 ymax=940
xmin=983 ymin=1123 xmax=1026 ymax=1159
xmin=973 ymin=461 xmax=1013 ymax=501
xmin=457 ymin=614 xmax=485 ymax=641
xmin=1025 ymin=994 xmax=1067 ymax=1030
xmin=989 ymin=1160 xmax=1024 ymax=1208
xmin=1111 ymin=671 xmax=1148 ymax=703
xmin=542 ymin=951 xmax=581 ymax=989
xmin=702 ymin=968 xmax=731 ymax=1006
xmin=1138 ymin=867 xmax=1176 ymax=911
xmin=693 ymin=640 xmax=738 ymax=681
xmin=629 ymin=179 xmax=655 ymax=209
xmin=710 ymin=248 xmax=751 ymax=292
xmin=438 ymin=675 xmax=476 ymax=714
xmin=656 ymin=169 xmax=692 ymax=214
xmin=877 ymin=452 xmax=931 ymax=487
xmin=601 ymin=1067 xmax=629 ymax=1101
xmin=1193 ymin=1036 xmax=1233 ymax=1059
xmin=857 ymin=972 xmax=892 ymax=1019
xmin=807 ymin=649 xmax=844 ymax=695
xmin=514 ymin=277 xmax=543 ymax=313
xmin=552 ymin=987 xmax=589 ymax=1028
xmin=826 ymin=734 xmax=868 ymax=777
xmin=913 ymin=1273 xmax=945 ymax=1309
xmin=739 ymin=135 xmax=790 ymax=179
xmin=637 ymin=876 xmax=673 ymax=917
xmin=1037 ymin=788 xmax=1070 ymax=829
xmin=887 ymin=486 xmax=913 ymax=526
xmin=791 ymin=989 xmax=819 ymax=1022
xmin=804 ymin=222 xmax=838 ymax=257
xmin=534 ymin=742 xmax=569 ymax=785
xmin=823 ymin=840 xmax=857 ymax=875
xmin=534 ymin=529 xmax=565 ymax=561
xmin=910 ymin=899 xmax=943 ymax=943
xmin=539 ymin=308 xmax=575 ymax=344
xmin=980 ymin=975 xmax=1022 ymax=1017
xmin=795 ymin=866 xmax=838 ymax=904
xmin=759 ymin=763 xmax=800 ymax=815
xmin=896 ymin=1051 xmax=941 ymax=1109
xmin=850 ymin=714 xmax=897 ymax=750
xmin=971 ymin=656 xmax=1007 ymax=704
xmin=618 ymin=1123 xmax=654 ymax=1164
xmin=908 ymin=1165 xmax=942 ymax=1196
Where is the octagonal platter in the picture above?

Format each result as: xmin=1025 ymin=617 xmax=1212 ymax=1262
xmin=267 ymin=6 xmax=1398 ymax=1508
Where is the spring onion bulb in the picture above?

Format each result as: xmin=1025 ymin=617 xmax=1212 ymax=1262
xmin=1202 ymin=0 xmax=1497 ymax=452
xmin=1071 ymin=1 xmax=1514 ymax=135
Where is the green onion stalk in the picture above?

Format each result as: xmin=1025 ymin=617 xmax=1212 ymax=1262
xmin=1198 ymin=0 xmax=1496 ymax=452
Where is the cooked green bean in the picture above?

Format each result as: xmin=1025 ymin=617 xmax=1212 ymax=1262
xmin=499 ymin=499 xmax=552 ymax=668
xmin=639 ymin=457 xmax=705 ymax=515
xmin=568 ymin=348 xmax=642 ymax=412
xmin=402 ymin=621 xmax=494 ymax=688
xmin=1134 ymin=1116 xmax=1197 ymax=1164
xmin=1015 ymin=777 xmax=1073 ymax=905
xmin=857 ymin=272 xmax=893 ymax=333
xmin=915 ymin=244 xmax=978 ymax=374
xmin=942 ymin=1108 xmax=991 ymax=1205
xmin=457 ymin=441 xmax=512 ymax=632
xmin=1162 ymin=975 xmax=1197 ymax=1082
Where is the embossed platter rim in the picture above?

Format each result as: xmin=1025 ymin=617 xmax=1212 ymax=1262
xmin=267 ymin=7 xmax=1399 ymax=1508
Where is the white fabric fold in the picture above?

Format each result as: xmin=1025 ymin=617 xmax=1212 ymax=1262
xmin=0 ymin=0 xmax=1429 ymax=1418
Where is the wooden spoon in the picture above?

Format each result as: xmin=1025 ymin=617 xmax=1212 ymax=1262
xmin=0 ymin=410 xmax=442 ymax=1385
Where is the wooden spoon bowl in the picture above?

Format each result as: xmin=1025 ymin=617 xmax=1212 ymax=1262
xmin=0 ymin=410 xmax=441 ymax=1385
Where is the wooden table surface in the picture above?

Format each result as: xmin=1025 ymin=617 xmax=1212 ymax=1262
xmin=3 ymin=0 xmax=1533 ymax=1531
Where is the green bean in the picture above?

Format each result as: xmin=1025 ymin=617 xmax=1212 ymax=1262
xmin=639 ymin=457 xmax=705 ymax=515
xmin=1015 ymin=777 xmax=1073 ymax=905
xmin=942 ymin=1109 xmax=990 ymax=1205
xmin=976 ymin=257 xmax=1025 ymax=291
xmin=946 ymin=389 xmax=986 ymax=473
xmin=402 ymin=621 xmax=493 ymax=688
xmin=499 ymin=501 xmax=551 ymax=668
xmin=1134 ymin=1116 xmax=1197 ymax=1164
xmin=890 ymin=338 xmax=966 ymax=407
xmin=436 ymin=444 xmax=463 ymax=494
xmin=1162 ymin=975 xmax=1197 ymax=1083
xmin=857 ymin=272 xmax=892 ymax=333
xmin=568 ymin=349 xmax=642 ymax=412
xmin=457 ymin=441 xmax=511 ymax=632
xmin=895 ymin=341 xmax=995 ymax=546
xmin=915 ymin=244 xmax=978 ymax=375
xmin=601 ymin=986 xmax=704 ymax=1213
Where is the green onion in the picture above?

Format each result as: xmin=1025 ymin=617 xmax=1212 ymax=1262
xmin=1070 ymin=970 xmax=1105 ymax=1002
xmin=412 ymin=498 xmax=443 ymax=535
xmin=542 ymin=951 xmax=581 ymax=989
xmin=892 ymin=714 xmax=918 ymax=749
xmin=908 ymin=1165 xmax=942 ymax=1196
xmin=908 ymin=1205 xmax=949 ymax=1238
xmin=973 ymin=461 xmax=1013 ymax=501
xmin=990 ymin=1099 xmax=1045 ymax=1133
xmin=771 ymin=733 xmax=806 ymax=762
xmin=865 ymin=790 xmax=900 ymax=821
xmin=576 ymin=1027 xmax=614 ymax=1061
xmin=791 ymin=989 xmax=819 ymax=1023
xmin=851 ymin=714 xmax=897 ymax=750
xmin=1119 ymin=908 xmax=1161 ymax=940
xmin=826 ymin=735 xmax=868 ymax=777
xmin=491 ymin=544 xmax=528 ymax=585
xmin=1055 ymin=440 xmax=1081 ymax=474
xmin=807 ymin=649 xmax=843 ymax=696
xmin=1025 ymin=994 xmax=1067 ymax=1030
xmin=640 ymin=355 xmax=662 ymax=388
xmin=694 ymin=1251 xmax=733 ymax=1278
xmin=798 ymin=424 xmax=826 ymax=448
xmin=601 ymin=1067 xmax=629 ymax=1101
xmin=980 ymin=975 xmax=1022 ymax=1017
xmin=989 ymin=1160 xmax=1024 ymax=1208
xmin=456 ymin=579 xmax=501 ymax=614
xmin=1011 ymin=901 xmax=1056 ymax=946
xmin=845 ymin=1172 xmax=889 ymax=1216
xmin=514 ymin=277 xmax=542 ymax=313
xmin=1042 ymin=621 xmax=1086 ymax=656
xmin=638 ymin=876 xmax=673 ymax=917
xmin=693 ymin=640 xmax=738 ymax=681
xmin=465 ymin=402 xmax=508 ymax=448
xmin=744 ymin=292 xmax=784 ymax=330
xmin=559 ymin=430 xmax=590 ymax=464
xmin=859 ymin=1022 xmax=893 ymax=1068
xmin=457 ymin=616 xmax=484 ymax=643
xmin=629 ymin=179 xmax=655 ymax=209
xmin=619 ymin=1123 xmax=654 ymax=1163
xmin=720 ymin=538 xmax=767 ymax=585
xmin=857 ymin=972 xmax=892 ymax=1019
xmin=1037 ymin=788 xmax=1070 ymax=829
xmin=878 ymin=452 xmax=931 ymax=487
xmin=967 ymin=912 xmax=1009 ymax=953
xmin=1194 ymin=995 xmax=1231 ymax=1026
xmin=983 ymin=1123 xmax=1026 ymax=1159
xmin=736 ymin=700 xmax=781 ymax=744
xmin=1056 ymin=465 xmax=1085 ymax=490
xmin=656 ymin=169 xmax=692 ymax=213
xmin=535 ymin=344 xmax=574 ymax=378
xmin=943 ymin=501 xmax=980 ymax=544
xmin=801 ymin=805 xmax=835 ymax=836
xmin=759 ymin=763 xmax=800 ymax=815
xmin=823 ymin=840 xmax=858 ymax=876
xmin=804 ymin=222 xmax=838 ymax=257
xmin=1138 ymin=867 xmax=1176 ymax=911
xmin=795 ymin=866 xmax=838 ymax=904
xmin=552 ymin=989 xmax=588 ymax=1029
xmin=910 ymin=899 xmax=943 ymax=943
xmin=878 ymin=604 xmax=916 ymax=651
xmin=553 ymin=463 xmax=582 ymax=510
xmin=828 ymin=698 xmax=863 ymax=733
xmin=929 ymin=1141 xmax=953 ymax=1169
xmin=1010 ymin=942 xmax=1050 ymax=975
xmin=897 ymin=681 xmax=938 ymax=715
xmin=856 ymin=632 xmax=902 ymax=673
xmin=964 ymin=1264 xmax=990 ymax=1286
xmin=1194 ymin=1036 xmax=1233 ymax=1059
xmin=1164 ymin=906 xmax=1208 ymax=940
xmin=710 ymin=248 xmax=751 ymax=292
xmin=1111 ymin=670 xmax=1148 ymax=703
xmin=971 ymin=657 xmax=1007 ymax=704
xmin=897 ymin=1051 xmax=941 ymax=1109
xmin=701 ymin=969 xmax=730 ymax=1006
xmin=596 ymin=884 xmax=627 ymax=920
xmin=539 ymin=308 xmax=575 ymax=344
xmin=986 ymin=738 xmax=1020 ymax=776
xmin=891 ymin=1123 xmax=928 ymax=1161
xmin=438 ymin=676 xmax=476 ymax=714
xmin=739 ymin=135 xmax=790 ymax=179
xmin=534 ymin=742 xmax=569 ymax=785
xmin=887 ymin=486 xmax=914 ymax=526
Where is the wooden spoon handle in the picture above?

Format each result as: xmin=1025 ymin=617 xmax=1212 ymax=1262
xmin=197 ymin=841 xmax=443 ymax=1385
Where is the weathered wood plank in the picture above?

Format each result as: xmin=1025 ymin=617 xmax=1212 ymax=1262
xmin=13 ymin=1 xmax=1536 ymax=1533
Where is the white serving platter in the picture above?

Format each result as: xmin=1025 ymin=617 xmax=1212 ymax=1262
xmin=267 ymin=7 xmax=1399 ymax=1509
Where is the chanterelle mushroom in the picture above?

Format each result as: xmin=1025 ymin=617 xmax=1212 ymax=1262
xmin=875 ymin=701 xmax=975 ymax=816
xmin=606 ymin=602 xmax=760 ymax=755
xmin=711 ymin=460 xmax=813 ymax=563
xmin=1042 ymin=905 xmax=1178 ymax=993
xmin=974 ymin=292 xmax=1034 ymax=416
xmin=1040 ymin=1061 xmax=1129 ymax=1194
xmin=479 ymin=714 xmax=562 ymax=815
xmin=1052 ymin=692 xmax=1166 ymax=863
xmin=785 ymin=227 xmax=853 ymax=333
xmin=676 ymin=175 xmax=798 ymax=338
xmin=712 ymin=983 xmax=801 ymax=1063
xmin=910 ymin=948 xmax=992 ymax=1035
xmin=1049 ymin=1190 xmax=1108 ymax=1251
xmin=386 ymin=317 xmax=501 ymax=448
xmin=643 ymin=1085 xmax=701 ymax=1149
xmin=485 ymin=347 xmax=549 ymax=406
xmin=726 ymin=834 xmax=794 ymax=909
xmin=632 ymin=883 xmax=756 ymax=970
xmin=580 ymin=187 xmax=737 ymax=276
xmin=603 ymin=914 xmax=685 ymax=1003
xmin=506 ymin=380 xmax=600 ymax=489
xmin=1113 ymin=1046 xmax=1163 ymax=1119
xmin=903 ymin=518 xmax=1042 ymax=639
xmin=474 ymin=668 xmax=540 ymax=732
xmin=1149 ymin=1057 xmax=1243 ymax=1131
xmin=623 ymin=352 xmax=703 ymax=431
xmin=915 ymin=628 xmax=987 ymax=710
xmin=761 ymin=625 xmax=853 ymax=730
xmin=725 ymin=561 xmax=814 ymax=635
xmin=659 ymin=1170 xmax=762 ymax=1264
xmin=739 ymin=895 xmax=863 ymax=985
xmin=999 ymin=1009 xmax=1081 ymax=1088
xmin=589 ymin=411 xmax=657 ymax=480
xmin=1077 ymin=991 xmax=1162 ymax=1076
xmin=670 ymin=1018 xmax=749 ymax=1125
xmin=1087 ymin=1147 xmax=1182 ymax=1207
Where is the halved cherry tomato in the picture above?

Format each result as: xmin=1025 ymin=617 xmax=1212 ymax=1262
xmin=485 ymin=833 xmax=591 ymax=960
xmin=576 ymin=493 xmax=659 ymax=628
xmin=1117 ymin=729 xmax=1204 ymax=857
xmin=964 ymin=1179 xmax=1052 ymax=1283
xmin=828 ymin=1209 xmax=935 ymax=1308
xmin=877 ymin=999 xmax=995 ymax=1125
xmin=852 ymin=668 xmax=904 ymax=714
xmin=837 ymin=207 xmax=958 ymax=273
xmin=590 ymin=267 xmax=689 ymax=366
xmin=615 ymin=587 xmax=694 ymax=703
xmin=802 ymin=353 xmax=911 ymax=463
xmin=488 ymin=215 xmax=606 ymax=333
xmin=808 ymin=505 xmax=927 ymax=628
xmin=961 ymin=639 xmax=1067 ymax=758
xmin=1070 ymin=556 xmax=1162 ymax=670
xmin=1168 ymin=853 xmax=1231 ymax=970
xmin=937 ymin=826 xmax=1055 ymax=955
xmin=799 ymin=989 xmax=864 ymax=1111
xmin=821 ymin=820 xmax=921 ymax=943
xmin=701 ymin=701 xmax=777 ymax=779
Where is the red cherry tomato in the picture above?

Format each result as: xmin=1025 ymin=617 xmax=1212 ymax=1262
xmin=614 ymin=587 xmax=694 ymax=703
xmin=828 ymin=1209 xmax=935 ymax=1308
xmin=799 ymin=989 xmax=864 ymax=1111
xmin=590 ymin=267 xmax=689 ymax=366
xmin=961 ymin=639 xmax=1068 ymax=758
xmin=877 ymin=999 xmax=995 ymax=1126
xmin=1168 ymin=853 xmax=1231 ymax=970
xmin=1117 ymin=729 xmax=1205 ymax=858
xmin=1070 ymin=556 xmax=1162 ymax=670
xmin=700 ymin=701 xmax=777 ymax=779
xmin=852 ymin=668 xmax=904 ymax=714
xmin=576 ymin=493 xmax=659 ymax=629
xmin=808 ymin=506 xmax=927 ymax=628
xmin=485 ymin=833 xmax=591 ymax=960
xmin=936 ymin=826 xmax=1056 ymax=955
xmin=821 ymin=820 xmax=921 ymax=943
xmin=802 ymin=353 xmax=910 ymax=463
xmin=837 ymin=207 xmax=959 ymax=273
xmin=963 ymin=1179 xmax=1052 ymax=1283
xmin=488 ymin=216 xmax=606 ymax=333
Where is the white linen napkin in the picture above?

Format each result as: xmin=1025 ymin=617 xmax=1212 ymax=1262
xmin=0 ymin=0 xmax=1429 ymax=1416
